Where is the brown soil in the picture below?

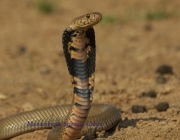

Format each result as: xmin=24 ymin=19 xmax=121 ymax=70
xmin=0 ymin=0 xmax=180 ymax=140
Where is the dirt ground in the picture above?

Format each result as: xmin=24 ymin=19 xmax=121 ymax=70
xmin=0 ymin=0 xmax=180 ymax=140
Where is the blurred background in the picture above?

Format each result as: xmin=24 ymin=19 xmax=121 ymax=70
xmin=0 ymin=0 xmax=180 ymax=139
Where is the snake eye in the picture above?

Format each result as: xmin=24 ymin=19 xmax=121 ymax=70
xmin=86 ymin=14 xmax=90 ymax=18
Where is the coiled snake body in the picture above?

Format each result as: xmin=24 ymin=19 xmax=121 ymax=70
xmin=0 ymin=12 xmax=121 ymax=140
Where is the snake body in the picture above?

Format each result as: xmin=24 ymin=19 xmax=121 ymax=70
xmin=0 ymin=12 xmax=121 ymax=140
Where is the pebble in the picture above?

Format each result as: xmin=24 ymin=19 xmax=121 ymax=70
xmin=18 ymin=45 xmax=26 ymax=55
xmin=156 ymin=75 xmax=167 ymax=84
xmin=22 ymin=103 xmax=34 ymax=111
xmin=155 ymin=102 xmax=169 ymax=112
xmin=156 ymin=65 xmax=173 ymax=75
xmin=40 ymin=66 xmax=51 ymax=74
xmin=131 ymin=105 xmax=147 ymax=113
xmin=0 ymin=93 xmax=7 ymax=99
xmin=141 ymin=91 xmax=157 ymax=98
xmin=143 ymin=23 xmax=152 ymax=31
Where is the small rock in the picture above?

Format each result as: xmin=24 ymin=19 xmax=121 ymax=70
xmin=0 ymin=93 xmax=7 ymax=100
xmin=131 ymin=105 xmax=147 ymax=113
xmin=40 ymin=66 xmax=51 ymax=74
xmin=22 ymin=103 xmax=34 ymax=111
xmin=156 ymin=75 xmax=167 ymax=84
xmin=143 ymin=23 xmax=152 ymax=31
xmin=156 ymin=65 xmax=173 ymax=75
xmin=141 ymin=91 xmax=157 ymax=98
xmin=156 ymin=102 xmax=169 ymax=112
xmin=18 ymin=45 xmax=26 ymax=55
xmin=112 ymin=81 xmax=117 ymax=85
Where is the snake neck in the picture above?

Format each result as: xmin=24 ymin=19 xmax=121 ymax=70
xmin=56 ymin=28 xmax=95 ymax=140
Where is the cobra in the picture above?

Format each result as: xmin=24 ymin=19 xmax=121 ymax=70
xmin=0 ymin=12 xmax=121 ymax=140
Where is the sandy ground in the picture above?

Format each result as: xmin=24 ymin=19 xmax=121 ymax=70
xmin=0 ymin=0 xmax=180 ymax=139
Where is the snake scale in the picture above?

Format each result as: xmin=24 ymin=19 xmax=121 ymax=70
xmin=0 ymin=12 xmax=121 ymax=140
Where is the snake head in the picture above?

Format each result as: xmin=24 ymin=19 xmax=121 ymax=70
xmin=67 ymin=12 xmax=102 ymax=31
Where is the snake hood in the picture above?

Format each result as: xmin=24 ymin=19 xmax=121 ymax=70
xmin=67 ymin=12 xmax=102 ymax=31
